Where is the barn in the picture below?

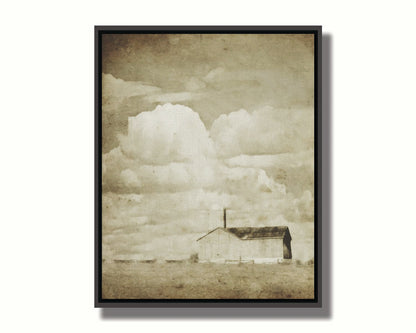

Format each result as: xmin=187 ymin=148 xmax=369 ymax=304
xmin=197 ymin=225 xmax=292 ymax=263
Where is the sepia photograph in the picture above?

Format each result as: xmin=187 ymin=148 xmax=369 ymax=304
xmin=95 ymin=26 xmax=321 ymax=305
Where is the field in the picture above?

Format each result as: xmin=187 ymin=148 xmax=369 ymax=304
xmin=102 ymin=262 xmax=314 ymax=299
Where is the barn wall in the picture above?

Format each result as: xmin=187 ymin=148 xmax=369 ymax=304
xmin=237 ymin=238 xmax=283 ymax=260
xmin=198 ymin=230 xmax=285 ymax=261
xmin=198 ymin=229 xmax=241 ymax=261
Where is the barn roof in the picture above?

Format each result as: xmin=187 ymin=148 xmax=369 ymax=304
xmin=226 ymin=226 xmax=291 ymax=240
xmin=197 ymin=226 xmax=291 ymax=241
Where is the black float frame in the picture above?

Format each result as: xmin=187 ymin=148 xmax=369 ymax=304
xmin=95 ymin=25 xmax=322 ymax=308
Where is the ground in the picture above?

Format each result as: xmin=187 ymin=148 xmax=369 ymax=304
xmin=102 ymin=262 xmax=314 ymax=299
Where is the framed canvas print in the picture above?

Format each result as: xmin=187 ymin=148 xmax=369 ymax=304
xmin=95 ymin=26 xmax=322 ymax=307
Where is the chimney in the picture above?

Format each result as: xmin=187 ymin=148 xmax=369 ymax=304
xmin=223 ymin=208 xmax=227 ymax=228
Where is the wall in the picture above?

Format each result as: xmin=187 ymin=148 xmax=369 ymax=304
xmin=199 ymin=230 xmax=284 ymax=261
xmin=2 ymin=1 xmax=416 ymax=333
xmin=283 ymin=235 xmax=292 ymax=259
xmin=198 ymin=229 xmax=239 ymax=260
xmin=238 ymin=238 xmax=283 ymax=260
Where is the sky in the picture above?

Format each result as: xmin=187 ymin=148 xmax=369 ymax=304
xmin=101 ymin=33 xmax=315 ymax=261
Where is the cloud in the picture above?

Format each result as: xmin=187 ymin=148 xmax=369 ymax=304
xmin=104 ymin=157 xmax=215 ymax=193
xmin=288 ymin=190 xmax=314 ymax=222
xmin=129 ymin=161 xmax=217 ymax=193
xmin=224 ymin=151 xmax=314 ymax=198
xmin=144 ymin=91 xmax=201 ymax=104
xmin=219 ymin=165 xmax=286 ymax=195
xmin=118 ymin=103 xmax=215 ymax=164
xmin=103 ymin=104 xmax=219 ymax=193
xmin=120 ymin=169 xmax=142 ymax=188
xmin=225 ymin=151 xmax=314 ymax=169
xmin=103 ymin=103 xmax=306 ymax=198
xmin=210 ymin=106 xmax=314 ymax=158
xmin=204 ymin=67 xmax=225 ymax=82
xmin=104 ymin=151 xmax=287 ymax=195
xmin=102 ymin=73 xmax=161 ymax=114
xmin=131 ymin=233 xmax=202 ymax=259
xmin=103 ymin=73 xmax=161 ymax=98
xmin=185 ymin=77 xmax=206 ymax=91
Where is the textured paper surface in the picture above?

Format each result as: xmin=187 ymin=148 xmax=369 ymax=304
xmin=101 ymin=33 xmax=315 ymax=299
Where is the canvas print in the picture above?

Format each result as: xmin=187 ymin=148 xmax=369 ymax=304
xmin=97 ymin=28 xmax=319 ymax=303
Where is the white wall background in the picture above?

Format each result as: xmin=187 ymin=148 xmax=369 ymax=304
xmin=1 ymin=0 xmax=415 ymax=331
